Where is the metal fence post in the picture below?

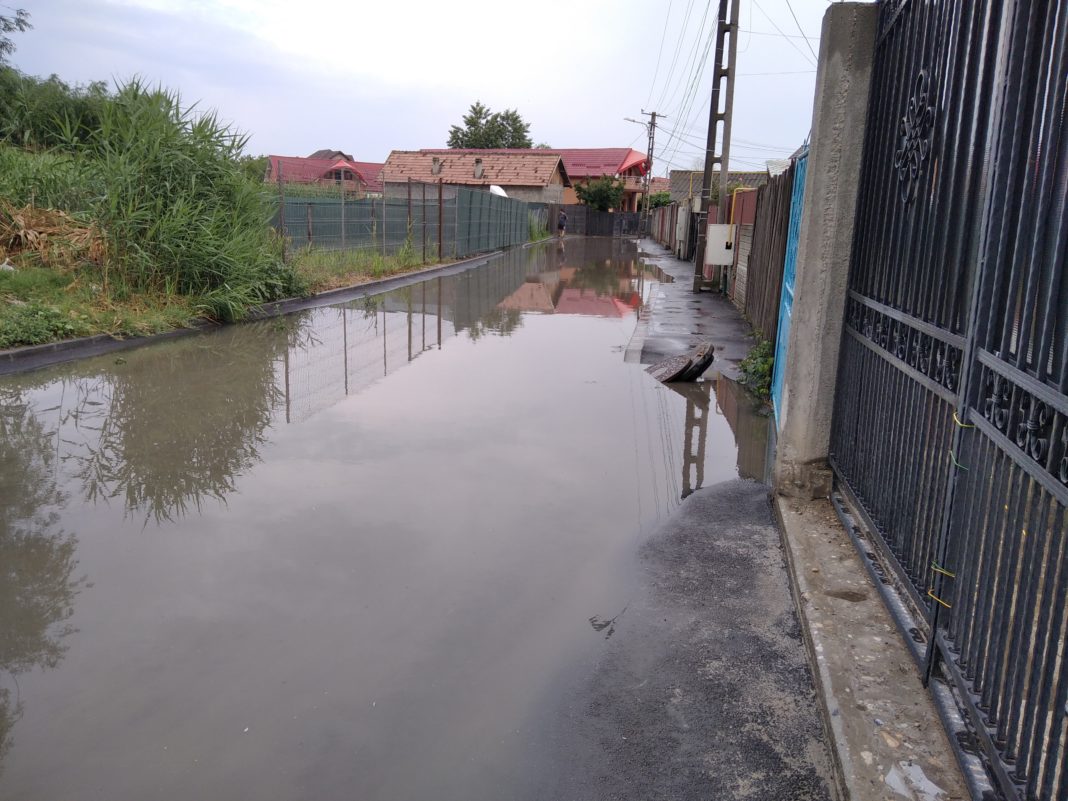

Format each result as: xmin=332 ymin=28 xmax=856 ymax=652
xmin=306 ymin=203 xmax=313 ymax=246
xmin=340 ymin=180 xmax=346 ymax=251
xmin=407 ymin=178 xmax=412 ymax=241
xmin=277 ymin=161 xmax=287 ymax=263
xmin=422 ymin=182 xmax=427 ymax=263
xmin=438 ymin=178 xmax=443 ymax=262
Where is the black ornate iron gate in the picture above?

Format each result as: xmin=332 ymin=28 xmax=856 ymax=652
xmin=829 ymin=2 xmax=1067 ymax=800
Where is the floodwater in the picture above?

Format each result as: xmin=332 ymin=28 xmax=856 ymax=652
xmin=0 ymin=237 xmax=769 ymax=800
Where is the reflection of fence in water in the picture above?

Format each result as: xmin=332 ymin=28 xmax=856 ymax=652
xmin=281 ymin=290 xmax=456 ymax=425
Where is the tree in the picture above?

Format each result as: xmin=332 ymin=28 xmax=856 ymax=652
xmin=238 ymin=154 xmax=269 ymax=182
xmin=447 ymin=101 xmax=532 ymax=149
xmin=645 ymin=191 xmax=672 ymax=210
xmin=0 ymin=9 xmax=30 ymax=66
xmin=575 ymin=176 xmax=626 ymax=211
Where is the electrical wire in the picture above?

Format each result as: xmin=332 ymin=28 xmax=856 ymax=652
xmin=644 ymin=0 xmax=674 ymax=108
xmin=653 ymin=0 xmax=697 ymax=111
xmin=783 ymin=0 xmax=819 ymax=61
xmin=751 ymin=0 xmax=817 ymax=66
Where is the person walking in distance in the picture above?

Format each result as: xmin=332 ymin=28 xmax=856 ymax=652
xmin=557 ymin=208 xmax=567 ymax=238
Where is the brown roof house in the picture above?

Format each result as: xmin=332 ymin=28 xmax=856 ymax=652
xmin=380 ymin=149 xmax=571 ymax=203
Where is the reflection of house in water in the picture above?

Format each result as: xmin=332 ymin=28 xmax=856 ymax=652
xmin=554 ymin=290 xmax=635 ymax=318
xmin=279 ymin=240 xmax=671 ymax=424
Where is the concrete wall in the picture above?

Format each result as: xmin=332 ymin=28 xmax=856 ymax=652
xmin=774 ymin=2 xmax=878 ymax=499
xmin=506 ymin=185 xmax=564 ymax=204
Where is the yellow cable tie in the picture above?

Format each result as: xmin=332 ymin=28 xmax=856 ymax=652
xmin=949 ymin=450 xmax=969 ymax=470
xmin=927 ymin=589 xmax=952 ymax=609
xmin=931 ymin=562 xmax=956 ymax=578
xmin=952 ymin=412 xmax=974 ymax=428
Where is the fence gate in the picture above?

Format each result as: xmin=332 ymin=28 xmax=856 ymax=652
xmin=829 ymin=2 xmax=1067 ymax=800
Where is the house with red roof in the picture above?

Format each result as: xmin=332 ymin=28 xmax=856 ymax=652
xmin=380 ymin=149 xmax=570 ymax=203
xmin=265 ymin=152 xmax=384 ymax=197
xmin=553 ymin=148 xmax=650 ymax=211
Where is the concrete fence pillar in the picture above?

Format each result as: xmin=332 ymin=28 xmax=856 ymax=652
xmin=774 ymin=2 xmax=878 ymax=499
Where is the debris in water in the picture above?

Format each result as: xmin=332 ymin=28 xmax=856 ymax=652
xmin=645 ymin=341 xmax=715 ymax=383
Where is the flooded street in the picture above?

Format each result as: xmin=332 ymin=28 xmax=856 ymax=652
xmin=0 ymin=238 xmax=772 ymax=800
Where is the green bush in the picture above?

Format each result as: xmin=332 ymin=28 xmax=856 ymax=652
xmin=0 ymin=74 xmax=295 ymax=321
xmin=739 ymin=338 xmax=774 ymax=400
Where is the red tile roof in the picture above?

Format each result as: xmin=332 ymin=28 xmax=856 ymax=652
xmin=268 ymin=155 xmax=336 ymax=183
xmin=267 ymin=156 xmax=384 ymax=191
xmin=382 ymin=150 xmax=569 ymax=187
xmin=351 ymin=161 xmax=384 ymax=192
xmin=553 ymin=148 xmax=648 ymax=179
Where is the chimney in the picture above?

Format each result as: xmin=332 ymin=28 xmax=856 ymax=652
xmin=431 ymin=156 xmax=442 ymax=176
xmin=473 ymin=157 xmax=484 ymax=179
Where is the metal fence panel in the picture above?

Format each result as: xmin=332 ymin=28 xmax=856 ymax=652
xmin=744 ymin=163 xmax=795 ymax=342
xmin=829 ymin=2 xmax=1068 ymax=799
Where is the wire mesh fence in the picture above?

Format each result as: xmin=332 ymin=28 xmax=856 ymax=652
xmin=273 ymin=169 xmax=549 ymax=265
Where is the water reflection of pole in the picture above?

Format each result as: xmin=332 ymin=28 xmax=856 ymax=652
xmin=283 ymin=347 xmax=291 ymax=424
xmin=407 ymin=290 xmax=413 ymax=362
xmin=437 ymin=277 xmax=442 ymax=348
xmin=679 ymin=381 xmax=712 ymax=499
xmin=422 ymin=283 xmax=427 ymax=351
xmin=343 ymin=308 xmax=349 ymax=395
xmin=382 ymin=305 xmax=387 ymax=376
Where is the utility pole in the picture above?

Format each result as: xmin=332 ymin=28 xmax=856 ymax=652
xmin=693 ymin=0 xmax=741 ymax=291
xmin=625 ymin=112 xmax=664 ymax=234
xmin=640 ymin=109 xmax=661 ymax=234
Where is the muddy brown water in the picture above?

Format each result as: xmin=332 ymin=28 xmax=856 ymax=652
xmin=0 ymin=238 xmax=769 ymax=800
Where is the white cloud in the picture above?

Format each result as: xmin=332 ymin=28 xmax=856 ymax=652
xmin=14 ymin=0 xmax=830 ymax=170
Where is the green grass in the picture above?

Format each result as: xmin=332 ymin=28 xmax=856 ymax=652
xmin=528 ymin=215 xmax=549 ymax=242
xmin=0 ymin=263 xmax=196 ymax=349
xmin=291 ymin=240 xmax=438 ymax=292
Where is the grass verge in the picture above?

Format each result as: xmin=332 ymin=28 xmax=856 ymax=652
xmin=290 ymin=241 xmax=445 ymax=293
xmin=0 ymin=263 xmax=196 ymax=349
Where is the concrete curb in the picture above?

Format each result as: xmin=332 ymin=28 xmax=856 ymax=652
xmin=773 ymin=495 xmax=971 ymax=801
xmin=773 ymin=497 xmax=855 ymax=801
xmin=0 ymin=239 xmax=554 ymax=376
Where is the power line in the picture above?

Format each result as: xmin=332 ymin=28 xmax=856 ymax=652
xmin=661 ymin=16 xmax=718 ymax=166
xmin=736 ymin=69 xmax=816 ymax=76
xmin=751 ymin=0 xmax=816 ymax=66
xmin=654 ymin=0 xmax=698 ymax=111
xmin=659 ymin=0 xmax=714 ymax=115
xmin=737 ymin=27 xmax=818 ymax=40
xmin=783 ymin=0 xmax=819 ymax=61
xmin=644 ymin=0 xmax=674 ymax=108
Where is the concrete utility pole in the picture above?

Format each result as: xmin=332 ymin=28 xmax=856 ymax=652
xmin=640 ymin=109 xmax=662 ymax=230
xmin=693 ymin=0 xmax=741 ymax=291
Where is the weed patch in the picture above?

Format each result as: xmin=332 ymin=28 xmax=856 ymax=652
xmin=739 ymin=337 xmax=774 ymax=400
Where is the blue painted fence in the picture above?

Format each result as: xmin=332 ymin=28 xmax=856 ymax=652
xmin=771 ymin=148 xmax=808 ymax=423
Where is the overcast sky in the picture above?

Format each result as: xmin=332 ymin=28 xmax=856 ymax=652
xmin=10 ymin=0 xmax=834 ymax=175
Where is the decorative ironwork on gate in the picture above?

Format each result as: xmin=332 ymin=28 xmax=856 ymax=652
xmin=830 ymin=2 xmax=1068 ymax=800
